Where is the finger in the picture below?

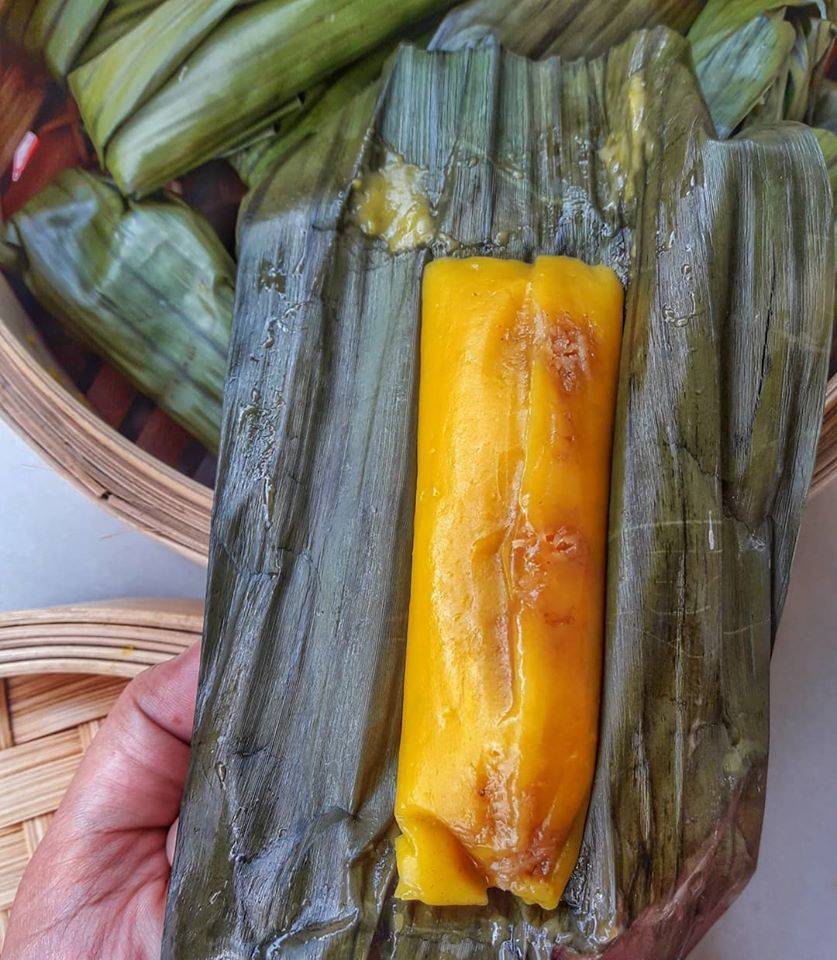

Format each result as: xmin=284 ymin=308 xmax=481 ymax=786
xmin=58 ymin=641 xmax=201 ymax=835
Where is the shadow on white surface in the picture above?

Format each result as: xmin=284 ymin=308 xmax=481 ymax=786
xmin=690 ymin=483 xmax=837 ymax=960
xmin=0 ymin=421 xmax=206 ymax=609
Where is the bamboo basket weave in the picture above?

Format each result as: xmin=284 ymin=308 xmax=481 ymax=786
xmin=0 ymin=65 xmax=222 ymax=563
xmin=0 ymin=598 xmax=203 ymax=945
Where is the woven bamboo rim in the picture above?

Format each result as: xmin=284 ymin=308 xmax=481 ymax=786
xmin=0 ymin=598 xmax=202 ymax=944
xmin=0 ymin=277 xmax=212 ymax=564
xmin=0 ymin=597 xmax=203 ymax=679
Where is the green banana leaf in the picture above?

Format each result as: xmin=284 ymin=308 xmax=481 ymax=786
xmin=1 ymin=168 xmax=232 ymax=450
xmin=163 ymin=29 xmax=832 ymax=959
xmin=0 ymin=0 xmax=165 ymax=77
xmin=783 ymin=15 xmax=834 ymax=121
xmin=687 ymin=0 xmax=826 ymax=51
xmin=687 ymin=0 xmax=833 ymax=136
xmin=232 ymin=44 xmax=400 ymax=189
xmin=71 ymin=0 xmax=240 ymax=162
xmin=740 ymin=13 xmax=835 ymax=129
xmin=0 ymin=0 xmax=109 ymax=77
xmin=69 ymin=0 xmax=460 ymax=197
xmin=430 ymin=0 xmax=707 ymax=57
xmin=230 ymin=0 xmax=713 ymax=194
xmin=429 ymin=0 xmax=835 ymax=138
xmin=77 ymin=0 xmax=162 ymax=63
xmin=227 ymin=83 xmax=328 ymax=174
xmin=0 ymin=0 xmax=161 ymax=77
xmin=30 ymin=0 xmax=110 ymax=76
xmin=231 ymin=19 xmax=441 ymax=191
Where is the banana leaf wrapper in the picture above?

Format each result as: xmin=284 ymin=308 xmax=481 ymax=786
xmin=0 ymin=168 xmax=232 ymax=450
xmin=232 ymin=0 xmax=715 ymax=192
xmin=0 ymin=0 xmax=109 ymax=77
xmin=781 ymin=13 xmax=835 ymax=122
xmin=164 ymin=28 xmax=832 ymax=959
xmin=430 ymin=0 xmax=707 ymax=57
xmin=0 ymin=0 xmax=156 ymax=76
xmin=226 ymin=1 xmax=717 ymax=196
xmin=428 ymin=1 xmax=834 ymax=152
xmin=443 ymin=1 xmax=837 ymax=139
xmin=687 ymin=1 xmax=834 ymax=136
xmin=78 ymin=0 xmax=162 ymax=63
xmin=232 ymin=0 xmax=834 ymax=198
xmin=68 ymin=0 xmax=459 ymax=197
xmin=232 ymin=42 xmax=411 ymax=190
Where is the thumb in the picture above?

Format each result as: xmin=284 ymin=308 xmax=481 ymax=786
xmin=57 ymin=640 xmax=201 ymax=836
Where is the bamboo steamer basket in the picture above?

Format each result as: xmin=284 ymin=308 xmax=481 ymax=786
xmin=0 ymin=275 xmax=213 ymax=563
xmin=0 ymin=59 xmax=217 ymax=563
xmin=0 ymin=598 xmax=203 ymax=945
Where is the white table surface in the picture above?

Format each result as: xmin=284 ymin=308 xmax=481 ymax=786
xmin=0 ymin=418 xmax=835 ymax=959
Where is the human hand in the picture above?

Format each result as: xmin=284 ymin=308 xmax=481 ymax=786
xmin=2 ymin=643 xmax=200 ymax=960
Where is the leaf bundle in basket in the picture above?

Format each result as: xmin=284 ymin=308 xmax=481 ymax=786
xmin=2 ymin=168 xmax=233 ymax=451
xmin=65 ymin=0 xmax=461 ymax=196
